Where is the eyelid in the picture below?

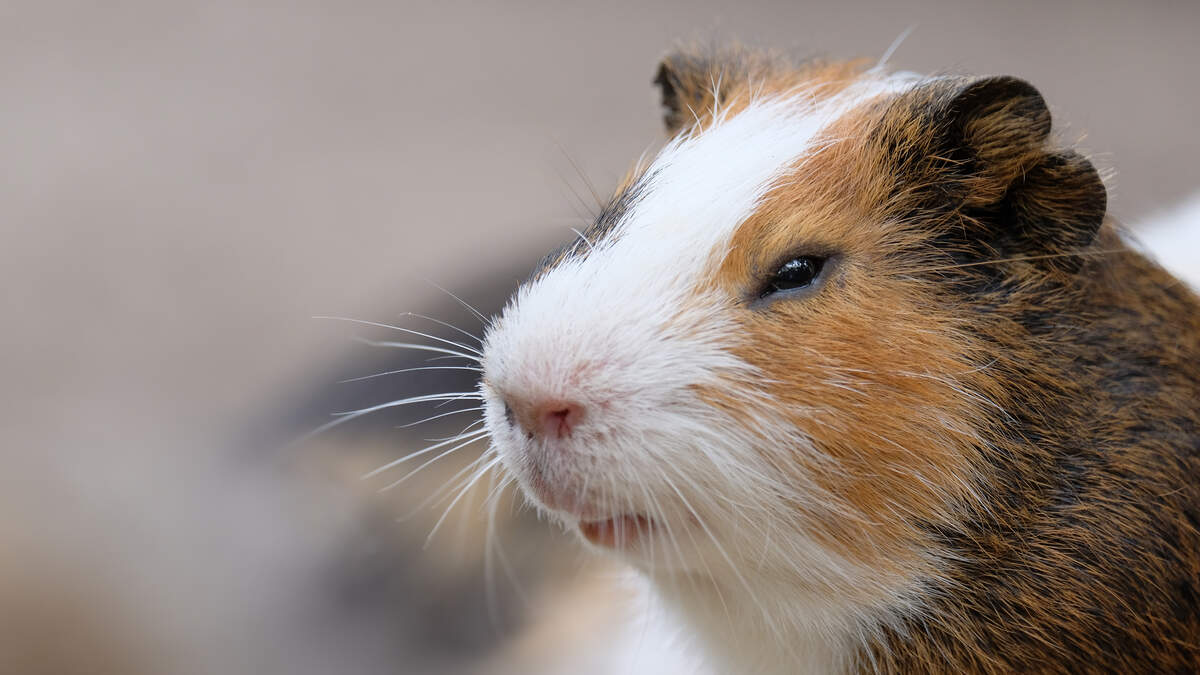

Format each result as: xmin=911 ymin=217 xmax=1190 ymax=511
xmin=761 ymin=244 xmax=838 ymax=274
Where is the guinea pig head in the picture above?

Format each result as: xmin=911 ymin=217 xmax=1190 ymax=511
xmin=479 ymin=50 xmax=1106 ymax=613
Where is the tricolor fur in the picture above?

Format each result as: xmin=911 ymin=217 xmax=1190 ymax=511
xmin=480 ymin=47 xmax=1200 ymax=673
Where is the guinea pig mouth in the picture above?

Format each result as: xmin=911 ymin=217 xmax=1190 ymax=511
xmin=578 ymin=514 xmax=655 ymax=549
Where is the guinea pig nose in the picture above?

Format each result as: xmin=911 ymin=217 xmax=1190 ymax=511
xmin=503 ymin=396 xmax=585 ymax=440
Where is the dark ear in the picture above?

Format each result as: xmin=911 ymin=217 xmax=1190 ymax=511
xmin=653 ymin=52 xmax=722 ymax=135
xmin=935 ymin=76 xmax=1106 ymax=269
xmin=654 ymin=48 xmax=773 ymax=135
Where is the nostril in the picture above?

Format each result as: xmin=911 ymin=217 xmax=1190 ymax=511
xmin=538 ymin=402 xmax=583 ymax=439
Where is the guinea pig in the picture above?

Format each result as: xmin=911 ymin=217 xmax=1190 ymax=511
xmin=476 ymin=47 xmax=1200 ymax=674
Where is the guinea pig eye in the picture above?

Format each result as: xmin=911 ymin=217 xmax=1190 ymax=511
xmin=761 ymin=256 xmax=826 ymax=298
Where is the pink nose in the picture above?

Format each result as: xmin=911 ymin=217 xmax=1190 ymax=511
xmin=505 ymin=397 xmax=584 ymax=439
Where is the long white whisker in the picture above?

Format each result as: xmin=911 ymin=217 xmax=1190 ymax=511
xmin=482 ymin=468 xmax=505 ymax=629
xmin=339 ymin=365 xmax=481 ymax=384
xmin=482 ymin=468 xmax=501 ymax=628
xmin=355 ymin=337 xmax=480 ymax=362
xmin=395 ymin=406 xmax=485 ymax=429
xmin=422 ymin=354 xmax=479 ymax=364
xmin=395 ymin=448 xmax=493 ymax=521
xmin=331 ymin=392 xmax=481 ymax=416
xmin=484 ymin=473 xmax=529 ymax=607
xmin=399 ymin=311 xmax=484 ymax=346
xmin=379 ymin=435 xmax=488 ymax=494
xmin=318 ymin=315 xmax=483 ymax=356
xmin=298 ymin=392 xmax=477 ymax=441
xmin=419 ymin=277 xmax=489 ymax=324
xmin=425 ymin=454 xmax=506 ymax=546
xmin=431 ymin=389 xmax=483 ymax=410
xmin=419 ymin=418 xmax=486 ymax=442
xmin=364 ymin=427 xmax=489 ymax=480
xmin=876 ymin=25 xmax=916 ymax=69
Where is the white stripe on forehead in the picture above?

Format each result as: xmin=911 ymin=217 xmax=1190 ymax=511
xmin=603 ymin=72 xmax=918 ymax=272
xmin=617 ymin=98 xmax=839 ymax=262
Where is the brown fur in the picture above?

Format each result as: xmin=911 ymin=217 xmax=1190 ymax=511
xmin=656 ymin=47 xmax=1200 ymax=672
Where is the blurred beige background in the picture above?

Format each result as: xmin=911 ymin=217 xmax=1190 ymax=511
xmin=3 ymin=1 xmax=1198 ymax=673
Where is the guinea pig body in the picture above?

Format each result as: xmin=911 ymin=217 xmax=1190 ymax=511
xmin=478 ymin=48 xmax=1200 ymax=674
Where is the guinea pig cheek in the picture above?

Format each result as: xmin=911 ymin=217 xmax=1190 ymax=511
xmin=727 ymin=280 xmax=988 ymax=577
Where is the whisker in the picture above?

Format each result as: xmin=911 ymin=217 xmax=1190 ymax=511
xmin=657 ymin=467 xmax=784 ymax=643
xmin=355 ymin=337 xmax=480 ymax=362
xmin=366 ymin=427 xmax=490 ymax=481
xmin=419 ymin=277 xmax=489 ymax=324
xmin=399 ymin=311 xmax=484 ymax=346
xmin=555 ymin=168 xmax=599 ymax=224
xmin=395 ymin=448 xmax=493 ymax=522
xmin=423 ymin=354 xmax=480 ymax=364
xmin=481 ymin=471 xmax=528 ymax=617
xmin=331 ymin=392 xmax=481 ymax=417
xmin=425 ymin=454 xmax=506 ymax=547
xmin=395 ymin=406 xmax=485 ymax=429
xmin=316 ymin=315 xmax=483 ymax=357
xmin=631 ymin=472 xmax=666 ymax=580
xmin=419 ymin=418 xmax=486 ymax=442
xmin=482 ymin=469 xmax=501 ymax=628
xmin=488 ymin=478 xmax=529 ymax=604
xmin=570 ymin=226 xmax=597 ymax=253
xmin=907 ymin=248 xmax=1130 ymax=274
xmin=648 ymin=463 xmax=731 ymax=622
xmin=432 ymin=389 xmax=483 ymax=410
xmin=379 ymin=437 xmax=488 ymax=495
xmin=875 ymin=25 xmax=916 ymax=69
xmin=299 ymin=392 xmax=478 ymax=441
xmin=557 ymin=142 xmax=604 ymax=209
xmin=339 ymin=365 xmax=481 ymax=384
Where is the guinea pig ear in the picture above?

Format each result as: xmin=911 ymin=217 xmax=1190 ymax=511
xmin=653 ymin=48 xmax=792 ymax=136
xmin=935 ymin=76 xmax=1106 ymax=269
xmin=942 ymin=76 xmax=1052 ymax=205
xmin=653 ymin=51 xmax=721 ymax=135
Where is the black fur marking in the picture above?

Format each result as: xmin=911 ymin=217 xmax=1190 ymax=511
xmin=870 ymin=77 xmax=1105 ymax=278
xmin=530 ymin=171 xmax=651 ymax=282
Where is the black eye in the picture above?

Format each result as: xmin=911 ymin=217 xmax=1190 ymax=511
xmin=761 ymin=256 xmax=826 ymax=298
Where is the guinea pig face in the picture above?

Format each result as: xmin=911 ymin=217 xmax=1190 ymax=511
xmin=478 ymin=59 xmax=1063 ymax=602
